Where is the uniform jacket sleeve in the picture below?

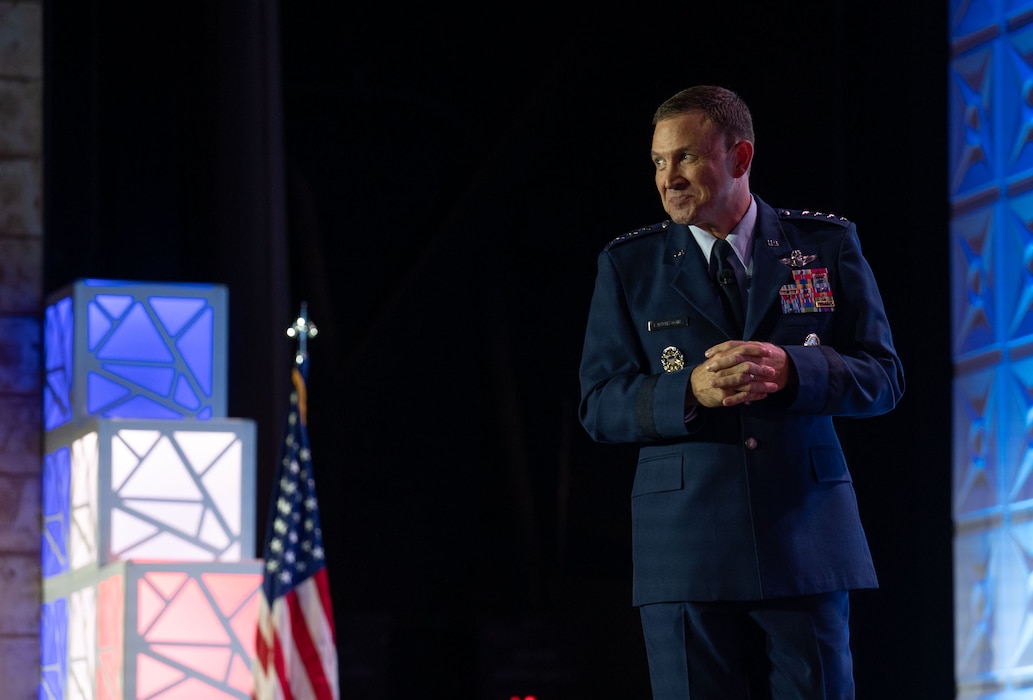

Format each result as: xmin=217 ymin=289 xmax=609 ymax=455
xmin=782 ymin=219 xmax=904 ymax=418
xmin=578 ymin=234 xmax=695 ymax=443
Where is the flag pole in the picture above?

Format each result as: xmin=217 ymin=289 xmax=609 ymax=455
xmin=252 ymin=302 xmax=339 ymax=700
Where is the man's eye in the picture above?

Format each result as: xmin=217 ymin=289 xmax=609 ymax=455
xmin=681 ymin=153 xmax=699 ymax=164
xmin=654 ymin=158 xmax=666 ymax=168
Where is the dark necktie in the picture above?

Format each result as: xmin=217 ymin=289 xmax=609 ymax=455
xmin=710 ymin=237 xmax=744 ymax=332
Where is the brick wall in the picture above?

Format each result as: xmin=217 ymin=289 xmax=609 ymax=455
xmin=0 ymin=1 xmax=42 ymax=695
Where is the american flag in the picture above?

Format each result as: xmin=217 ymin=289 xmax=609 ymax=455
xmin=253 ymin=355 xmax=339 ymax=699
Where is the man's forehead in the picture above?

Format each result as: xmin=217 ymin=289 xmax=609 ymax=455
xmin=651 ymin=114 xmax=719 ymax=151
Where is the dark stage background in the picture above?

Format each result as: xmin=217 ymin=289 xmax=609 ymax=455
xmin=44 ymin=4 xmax=952 ymax=698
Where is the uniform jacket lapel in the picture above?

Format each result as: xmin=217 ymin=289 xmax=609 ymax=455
xmin=664 ymin=222 xmax=741 ymax=337
xmin=745 ymin=198 xmax=797 ymax=339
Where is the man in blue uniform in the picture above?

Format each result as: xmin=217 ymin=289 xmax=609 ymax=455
xmin=578 ymin=85 xmax=904 ymax=699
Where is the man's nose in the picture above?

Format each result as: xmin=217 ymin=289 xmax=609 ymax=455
xmin=663 ymin=167 xmax=686 ymax=188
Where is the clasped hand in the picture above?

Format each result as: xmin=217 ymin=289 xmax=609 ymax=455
xmin=690 ymin=340 xmax=789 ymax=408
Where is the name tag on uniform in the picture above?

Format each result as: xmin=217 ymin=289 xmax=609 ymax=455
xmin=647 ymin=317 xmax=689 ymax=331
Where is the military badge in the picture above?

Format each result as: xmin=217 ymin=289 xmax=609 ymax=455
xmin=779 ymin=249 xmax=818 ymax=268
xmin=779 ymin=268 xmax=835 ymax=314
xmin=660 ymin=346 xmax=685 ymax=372
xmin=804 ymin=333 xmax=821 ymax=346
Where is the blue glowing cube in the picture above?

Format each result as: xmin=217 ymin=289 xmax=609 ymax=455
xmin=44 ymin=279 xmax=228 ymax=430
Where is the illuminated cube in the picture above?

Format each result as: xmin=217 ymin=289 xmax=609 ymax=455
xmin=42 ymin=418 xmax=257 ymax=579
xmin=43 ymin=279 xmax=229 ymax=431
xmin=40 ymin=279 xmax=260 ymax=699
xmin=41 ymin=560 xmax=263 ymax=700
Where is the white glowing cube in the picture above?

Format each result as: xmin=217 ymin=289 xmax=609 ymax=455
xmin=41 ymin=560 xmax=263 ymax=700
xmin=43 ymin=418 xmax=257 ymax=579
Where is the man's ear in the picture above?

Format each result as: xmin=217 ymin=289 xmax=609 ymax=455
xmin=732 ymin=140 xmax=754 ymax=178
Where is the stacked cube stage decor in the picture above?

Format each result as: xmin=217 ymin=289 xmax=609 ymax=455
xmin=40 ymin=280 xmax=262 ymax=700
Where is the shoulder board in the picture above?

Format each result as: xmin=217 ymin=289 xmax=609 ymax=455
xmin=778 ymin=208 xmax=851 ymax=227
xmin=605 ymin=220 xmax=671 ymax=250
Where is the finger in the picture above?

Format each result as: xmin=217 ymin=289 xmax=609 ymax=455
xmin=732 ymin=361 xmax=765 ymax=379
xmin=704 ymin=340 xmax=744 ymax=358
xmin=711 ymin=363 xmax=757 ymax=387
xmin=723 ymin=388 xmax=772 ymax=407
xmin=740 ymin=360 xmax=775 ymax=379
xmin=703 ymin=352 xmax=742 ymax=372
xmin=740 ymin=371 xmax=755 ymax=387
xmin=728 ymin=342 xmax=772 ymax=359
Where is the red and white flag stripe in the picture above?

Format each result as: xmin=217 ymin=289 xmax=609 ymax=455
xmin=252 ymin=569 xmax=338 ymax=700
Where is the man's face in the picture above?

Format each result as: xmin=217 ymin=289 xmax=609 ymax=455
xmin=650 ymin=111 xmax=749 ymax=232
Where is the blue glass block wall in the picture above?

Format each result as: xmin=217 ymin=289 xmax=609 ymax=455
xmin=42 ymin=446 xmax=71 ymax=579
xmin=951 ymin=1 xmax=1033 ymax=696
xmin=43 ymin=279 xmax=229 ymax=430
xmin=39 ymin=598 xmax=67 ymax=700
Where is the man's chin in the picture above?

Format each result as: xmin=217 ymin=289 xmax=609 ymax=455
xmin=664 ymin=202 xmax=696 ymax=225
xmin=666 ymin=211 xmax=695 ymax=226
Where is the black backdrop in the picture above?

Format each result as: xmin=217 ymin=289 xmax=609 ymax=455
xmin=44 ymin=4 xmax=953 ymax=698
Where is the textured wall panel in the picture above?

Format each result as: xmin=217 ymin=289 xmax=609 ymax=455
xmin=951 ymin=205 xmax=997 ymax=357
xmin=953 ymin=363 xmax=1000 ymax=518
xmin=949 ymin=44 xmax=996 ymax=198
xmin=952 ymin=1 xmax=1033 ymax=696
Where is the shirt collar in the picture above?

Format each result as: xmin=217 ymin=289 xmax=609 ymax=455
xmin=689 ymin=195 xmax=757 ymax=270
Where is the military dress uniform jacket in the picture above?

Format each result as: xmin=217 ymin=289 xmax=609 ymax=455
xmin=578 ymin=195 xmax=905 ymax=606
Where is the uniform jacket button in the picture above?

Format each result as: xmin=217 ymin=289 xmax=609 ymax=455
xmin=744 ymin=437 xmax=759 ymax=450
